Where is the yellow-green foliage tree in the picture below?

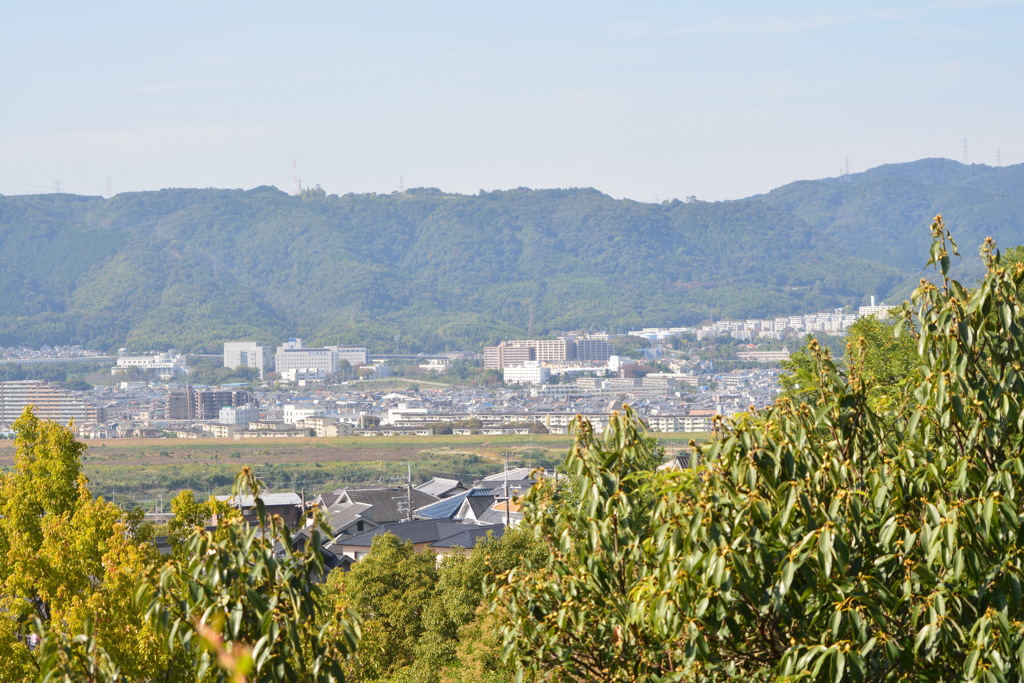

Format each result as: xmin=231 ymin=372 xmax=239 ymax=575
xmin=0 ymin=414 xmax=360 ymax=682
xmin=0 ymin=408 xmax=170 ymax=681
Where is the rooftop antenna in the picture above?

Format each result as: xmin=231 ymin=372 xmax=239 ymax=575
xmin=292 ymin=160 xmax=302 ymax=196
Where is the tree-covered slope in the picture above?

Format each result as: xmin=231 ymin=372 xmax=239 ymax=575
xmin=2 ymin=159 xmax=1022 ymax=353
xmin=761 ymin=158 xmax=1024 ymax=282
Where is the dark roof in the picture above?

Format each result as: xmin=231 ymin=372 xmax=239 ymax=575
xmin=429 ymin=524 xmax=504 ymax=550
xmin=340 ymin=519 xmax=472 ymax=548
xmin=476 ymin=507 xmax=522 ymax=526
xmin=314 ymin=492 xmax=341 ymax=508
xmin=462 ymin=495 xmax=497 ymax=518
xmin=337 ymin=488 xmax=440 ymax=523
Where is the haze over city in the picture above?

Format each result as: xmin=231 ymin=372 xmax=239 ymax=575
xmin=3 ymin=0 xmax=1023 ymax=203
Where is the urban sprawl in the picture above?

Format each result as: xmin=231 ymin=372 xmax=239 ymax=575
xmin=0 ymin=301 xmax=890 ymax=441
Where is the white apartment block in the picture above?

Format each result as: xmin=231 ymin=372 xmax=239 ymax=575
xmin=283 ymin=404 xmax=325 ymax=425
xmin=275 ymin=339 xmax=337 ymax=375
xmin=223 ymin=342 xmax=273 ymax=379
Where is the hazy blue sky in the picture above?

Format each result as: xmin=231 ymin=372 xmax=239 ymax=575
xmin=2 ymin=1 xmax=1022 ymax=201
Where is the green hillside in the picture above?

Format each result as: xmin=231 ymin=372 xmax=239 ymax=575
xmin=1 ymin=159 xmax=1022 ymax=353
xmin=761 ymin=158 xmax=1024 ymax=284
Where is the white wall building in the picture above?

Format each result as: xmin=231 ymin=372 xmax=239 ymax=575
xmin=275 ymin=339 xmax=337 ymax=375
xmin=283 ymin=404 xmax=325 ymax=425
xmin=112 ymin=353 xmax=186 ymax=379
xmin=274 ymin=339 xmax=369 ymax=375
xmin=219 ymin=404 xmax=260 ymax=426
xmin=335 ymin=346 xmax=369 ymax=365
xmin=223 ymin=342 xmax=272 ymax=379
xmin=504 ymin=361 xmax=550 ymax=385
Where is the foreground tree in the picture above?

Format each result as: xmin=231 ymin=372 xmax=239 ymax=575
xmin=140 ymin=467 xmax=360 ymax=682
xmin=502 ymin=217 xmax=1024 ymax=680
xmin=326 ymin=533 xmax=438 ymax=682
xmin=1 ymin=413 xmax=359 ymax=681
xmin=0 ymin=408 xmax=169 ymax=681
xmin=500 ymin=409 xmax=668 ymax=680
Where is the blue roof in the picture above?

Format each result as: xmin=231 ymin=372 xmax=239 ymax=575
xmin=415 ymin=491 xmax=470 ymax=519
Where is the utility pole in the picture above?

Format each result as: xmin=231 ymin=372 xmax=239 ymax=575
xmin=406 ymin=463 xmax=412 ymax=522
xmin=500 ymin=450 xmax=515 ymax=527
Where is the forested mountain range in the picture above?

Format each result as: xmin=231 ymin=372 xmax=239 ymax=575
xmin=1 ymin=158 xmax=1022 ymax=353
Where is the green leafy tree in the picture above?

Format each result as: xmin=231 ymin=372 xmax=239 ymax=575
xmin=166 ymin=489 xmax=233 ymax=557
xmin=499 ymin=408 xmax=666 ymax=680
xmin=326 ymin=533 xmax=438 ymax=681
xmin=410 ymin=526 xmax=543 ymax=683
xmin=501 ymin=216 xmax=1024 ymax=681
xmin=141 ymin=467 xmax=360 ymax=682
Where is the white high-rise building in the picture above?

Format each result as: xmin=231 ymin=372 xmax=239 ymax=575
xmin=224 ymin=342 xmax=272 ymax=379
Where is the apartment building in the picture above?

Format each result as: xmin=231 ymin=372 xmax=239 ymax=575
xmin=484 ymin=338 xmax=613 ymax=369
xmin=167 ymin=388 xmax=253 ymax=420
xmin=0 ymin=380 xmax=96 ymax=427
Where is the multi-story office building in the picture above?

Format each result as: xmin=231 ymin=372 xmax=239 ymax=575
xmin=0 ymin=380 xmax=96 ymax=427
xmin=335 ymin=346 xmax=369 ymax=365
xmin=275 ymin=339 xmax=336 ymax=375
xmin=274 ymin=339 xmax=367 ymax=375
xmin=219 ymin=404 xmax=260 ymax=426
xmin=223 ymin=342 xmax=273 ymax=379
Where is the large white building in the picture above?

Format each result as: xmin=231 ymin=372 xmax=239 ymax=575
xmin=275 ymin=339 xmax=336 ymax=375
xmin=219 ymin=404 xmax=260 ymax=426
xmin=223 ymin=342 xmax=273 ymax=379
xmin=274 ymin=339 xmax=369 ymax=376
xmin=503 ymin=361 xmax=551 ymax=385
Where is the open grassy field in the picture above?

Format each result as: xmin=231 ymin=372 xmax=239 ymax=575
xmin=0 ymin=431 xmax=708 ymax=510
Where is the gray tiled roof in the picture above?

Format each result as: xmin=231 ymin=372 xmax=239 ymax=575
xmin=415 ymin=477 xmax=466 ymax=498
xmin=337 ymin=487 xmax=440 ymax=523
xmin=340 ymin=520 xmax=471 ymax=548
xmin=430 ymin=524 xmax=505 ymax=550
